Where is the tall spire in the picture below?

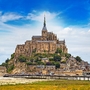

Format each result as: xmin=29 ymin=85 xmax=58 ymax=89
xmin=42 ymin=15 xmax=47 ymax=31
xmin=44 ymin=15 xmax=46 ymax=27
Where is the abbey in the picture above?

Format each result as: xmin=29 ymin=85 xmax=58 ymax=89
xmin=15 ymin=17 xmax=68 ymax=58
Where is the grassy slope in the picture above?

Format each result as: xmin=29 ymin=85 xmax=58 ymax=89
xmin=0 ymin=80 xmax=90 ymax=90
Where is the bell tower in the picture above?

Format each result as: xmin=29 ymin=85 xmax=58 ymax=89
xmin=42 ymin=16 xmax=47 ymax=37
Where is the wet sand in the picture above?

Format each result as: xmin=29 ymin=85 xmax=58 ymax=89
xmin=0 ymin=77 xmax=50 ymax=85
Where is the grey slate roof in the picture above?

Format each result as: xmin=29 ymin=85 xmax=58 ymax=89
xmin=32 ymin=36 xmax=42 ymax=38
xmin=36 ymin=40 xmax=56 ymax=43
xmin=42 ymin=26 xmax=47 ymax=31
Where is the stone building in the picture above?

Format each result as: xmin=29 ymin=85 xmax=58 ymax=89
xmin=15 ymin=16 xmax=68 ymax=58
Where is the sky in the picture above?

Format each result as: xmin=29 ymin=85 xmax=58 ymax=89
xmin=0 ymin=0 xmax=90 ymax=64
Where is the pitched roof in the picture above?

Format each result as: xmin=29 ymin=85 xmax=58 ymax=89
xmin=42 ymin=26 xmax=47 ymax=31
xmin=32 ymin=36 xmax=42 ymax=38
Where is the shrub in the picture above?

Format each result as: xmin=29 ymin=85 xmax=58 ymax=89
xmin=7 ymin=64 xmax=14 ymax=73
xmin=37 ymin=61 xmax=44 ymax=65
xmin=49 ymin=58 xmax=54 ymax=61
xmin=26 ymin=62 xmax=33 ymax=65
xmin=18 ymin=55 xmax=26 ymax=62
xmin=75 ymin=56 xmax=82 ymax=62
xmin=5 ymin=58 xmax=10 ymax=63
xmin=1 ymin=63 xmax=8 ymax=68
xmin=53 ymin=55 xmax=61 ymax=61
xmin=55 ymin=62 xmax=60 ymax=69
xmin=11 ymin=53 xmax=15 ymax=59
xmin=65 ymin=53 xmax=71 ymax=58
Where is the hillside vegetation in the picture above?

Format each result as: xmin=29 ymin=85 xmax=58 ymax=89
xmin=1 ymin=48 xmax=82 ymax=73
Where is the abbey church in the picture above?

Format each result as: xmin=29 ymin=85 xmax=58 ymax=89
xmin=15 ymin=17 xmax=68 ymax=58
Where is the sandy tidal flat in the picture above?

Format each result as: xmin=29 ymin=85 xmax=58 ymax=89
xmin=0 ymin=77 xmax=49 ymax=85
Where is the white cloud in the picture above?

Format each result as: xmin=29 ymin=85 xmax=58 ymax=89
xmin=0 ymin=11 xmax=90 ymax=64
xmin=0 ymin=11 xmax=23 ymax=22
xmin=26 ymin=11 xmax=60 ymax=22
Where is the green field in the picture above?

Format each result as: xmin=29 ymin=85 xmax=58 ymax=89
xmin=0 ymin=80 xmax=90 ymax=90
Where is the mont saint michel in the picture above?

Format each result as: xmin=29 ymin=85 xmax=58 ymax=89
xmin=0 ymin=17 xmax=90 ymax=76
xmin=15 ymin=16 xmax=67 ymax=58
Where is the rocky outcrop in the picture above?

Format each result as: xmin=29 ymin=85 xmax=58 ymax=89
xmin=0 ymin=66 xmax=6 ymax=76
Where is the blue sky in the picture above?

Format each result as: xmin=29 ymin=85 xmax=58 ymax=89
xmin=0 ymin=0 xmax=90 ymax=64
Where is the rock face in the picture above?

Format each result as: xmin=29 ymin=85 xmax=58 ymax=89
xmin=60 ymin=56 xmax=89 ymax=71
xmin=0 ymin=66 xmax=6 ymax=76
xmin=15 ymin=16 xmax=68 ymax=59
xmin=11 ymin=56 xmax=90 ymax=76
xmin=12 ymin=62 xmax=27 ymax=74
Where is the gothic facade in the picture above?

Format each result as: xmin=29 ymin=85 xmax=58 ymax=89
xmin=15 ymin=17 xmax=68 ymax=58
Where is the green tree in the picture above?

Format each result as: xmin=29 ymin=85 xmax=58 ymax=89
xmin=5 ymin=58 xmax=10 ymax=63
xmin=75 ymin=56 xmax=82 ymax=62
xmin=49 ymin=57 xmax=54 ymax=61
xmin=1 ymin=63 xmax=8 ymax=68
xmin=55 ymin=62 xmax=60 ymax=69
xmin=54 ymin=55 xmax=61 ymax=61
xmin=11 ymin=53 xmax=15 ymax=59
xmin=37 ymin=61 xmax=44 ymax=65
xmin=18 ymin=55 xmax=26 ymax=62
